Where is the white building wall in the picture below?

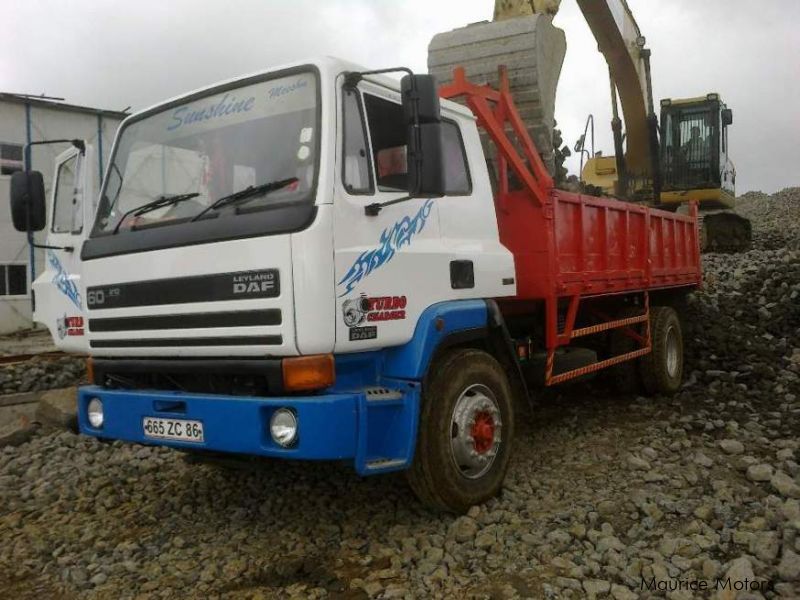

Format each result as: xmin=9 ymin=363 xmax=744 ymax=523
xmin=0 ymin=101 xmax=34 ymax=333
xmin=0 ymin=99 xmax=122 ymax=334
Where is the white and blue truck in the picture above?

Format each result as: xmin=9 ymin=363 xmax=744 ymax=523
xmin=9 ymin=56 xmax=699 ymax=512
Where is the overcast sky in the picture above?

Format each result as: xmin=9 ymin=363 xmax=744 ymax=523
xmin=3 ymin=0 xmax=798 ymax=193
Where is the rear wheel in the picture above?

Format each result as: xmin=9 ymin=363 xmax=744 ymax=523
xmin=639 ymin=306 xmax=684 ymax=395
xmin=407 ymin=348 xmax=515 ymax=513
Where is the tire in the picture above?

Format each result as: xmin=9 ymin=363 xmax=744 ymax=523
xmin=607 ymin=307 xmax=645 ymax=394
xmin=406 ymin=348 xmax=515 ymax=513
xmin=639 ymin=305 xmax=684 ymax=395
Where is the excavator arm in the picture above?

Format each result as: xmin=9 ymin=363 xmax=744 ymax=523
xmin=495 ymin=0 xmax=656 ymax=179
xmin=573 ymin=0 xmax=654 ymax=177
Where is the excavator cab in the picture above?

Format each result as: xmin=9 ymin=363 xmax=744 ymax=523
xmin=659 ymin=94 xmax=735 ymax=209
xmin=659 ymin=95 xmax=750 ymax=252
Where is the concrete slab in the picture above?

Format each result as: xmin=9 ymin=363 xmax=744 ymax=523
xmin=36 ymin=387 xmax=78 ymax=432
xmin=0 ymin=328 xmax=57 ymax=357
xmin=0 ymin=391 xmax=40 ymax=408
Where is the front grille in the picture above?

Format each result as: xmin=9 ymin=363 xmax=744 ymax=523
xmin=89 ymin=309 xmax=281 ymax=332
xmin=90 ymin=335 xmax=282 ymax=349
xmin=86 ymin=269 xmax=280 ymax=310
xmin=93 ymin=358 xmax=283 ymax=396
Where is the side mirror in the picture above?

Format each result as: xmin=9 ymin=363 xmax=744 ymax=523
xmin=401 ymin=74 xmax=445 ymax=198
xmin=721 ymin=108 xmax=733 ymax=126
xmin=401 ymin=74 xmax=441 ymax=125
xmin=10 ymin=171 xmax=46 ymax=232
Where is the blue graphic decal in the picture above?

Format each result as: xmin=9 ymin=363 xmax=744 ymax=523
xmin=48 ymin=250 xmax=81 ymax=309
xmin=338 ymin=199 xmax=434 ymax=297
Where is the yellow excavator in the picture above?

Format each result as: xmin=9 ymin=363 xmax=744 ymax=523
xmin=429 ymin=0 xmax=751 ymax=252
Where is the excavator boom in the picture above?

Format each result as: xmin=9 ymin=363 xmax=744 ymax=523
xmin=574 ymin=0 xmax=652 ymax=176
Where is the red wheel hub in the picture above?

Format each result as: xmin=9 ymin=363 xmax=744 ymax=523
xmin=471 ymin=411 xmax=495 ymax=454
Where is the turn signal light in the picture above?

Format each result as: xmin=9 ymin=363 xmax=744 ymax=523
xmin=282 ymin=354 xmax=335 ymax=392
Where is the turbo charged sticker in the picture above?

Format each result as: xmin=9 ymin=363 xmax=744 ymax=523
xmin=342 ymin=294 xmax=407 ymax=340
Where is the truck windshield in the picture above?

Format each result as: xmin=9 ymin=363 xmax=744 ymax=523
xmin=93 ymin=71 xmax=318 ymax=237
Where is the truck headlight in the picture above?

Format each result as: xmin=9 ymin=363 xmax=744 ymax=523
xmin=87 ymin=397 xmax=104 ymax=428
xmin=269 ymin=408 xmax=297 ymax=447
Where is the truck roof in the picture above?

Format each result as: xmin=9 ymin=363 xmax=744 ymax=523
xmin=120 ymin=56 xmax=474 ymax=129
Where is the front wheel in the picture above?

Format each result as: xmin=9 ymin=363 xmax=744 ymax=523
xmin=407 ymin=348 xmax=515 ymax=513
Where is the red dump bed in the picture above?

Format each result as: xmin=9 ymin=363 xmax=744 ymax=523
xmin=440 ymin=66 xmax=702 ymax=385
xmin=439 ymin=66 xmax=702 ymax=305
xmin=497 ymin=188 xmax=702 ymax=301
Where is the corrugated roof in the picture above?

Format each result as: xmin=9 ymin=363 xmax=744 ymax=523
xmin=0 ymin=92 xmax=129 ymax=119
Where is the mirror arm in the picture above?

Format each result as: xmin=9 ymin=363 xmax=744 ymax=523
xmin=344 ymin=67 xmax=414 ymax=88
xmin=26 ymin=231 xmax=73 ymax=253
xmin=364 ymin=195 xmax=413 ymax=217
xmin=24 ymin=139 xmax=85 ymax=169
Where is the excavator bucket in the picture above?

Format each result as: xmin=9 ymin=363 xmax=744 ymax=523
xmin=428 ymin=15 xmax=567 ymax=176
xmin=700 ymin=212 xmax=752 ymax=253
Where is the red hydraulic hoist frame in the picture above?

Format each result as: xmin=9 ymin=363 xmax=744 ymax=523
xmin=439 ymin=66 xmax=653 ymax=386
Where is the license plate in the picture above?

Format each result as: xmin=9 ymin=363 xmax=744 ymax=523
xmin=143 ymin=417 xmax=204 ymax=443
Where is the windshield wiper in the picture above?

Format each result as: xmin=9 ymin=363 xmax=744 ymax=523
xmin=190 ymin=177 xmax=298 ymax=222
xmin=112 ymin=192 xmax=200 ymax=234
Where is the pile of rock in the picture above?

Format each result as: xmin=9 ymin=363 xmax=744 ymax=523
xmin=0 ymin=356 xmax=86 ymax=395
xmin=668 ymin=186 xmax=800 ymax=596
xmin=737 ymin=187 xmax=800 ymax=250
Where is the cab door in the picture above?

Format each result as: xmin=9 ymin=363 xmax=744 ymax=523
xmin=33 ymin=145 xmax=94 ymax=352
xmin=332 ymin=78 xmax=445 ymax=353
xmin=719 ymin=113 xmax=735 ymax=197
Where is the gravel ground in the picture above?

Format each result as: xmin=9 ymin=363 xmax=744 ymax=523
xmin=0 ymin=190 xmax=798 ymax=599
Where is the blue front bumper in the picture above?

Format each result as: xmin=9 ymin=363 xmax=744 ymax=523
xmin=77 ymin=384 xmax=419 ymax=475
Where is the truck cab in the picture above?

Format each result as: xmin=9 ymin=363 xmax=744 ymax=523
xmin=77 ymin=58 xmax=513 ymax=358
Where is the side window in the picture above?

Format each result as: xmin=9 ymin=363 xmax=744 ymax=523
xmin=442 ymin=121 xmax=471 ymax=194
xmin=0 ymin=143 xmax=24 ymax=176
xmin=363 ymin=93 xmax=471 ymax=196
xmin=52 ymin=154 xmax=82 ymax=233
xmin=342 ymin=88 xmax=373 ymax=194
xmin=363 ymin=94 xmax=407 ymax=192
xmin=0 ymin=264 xmax=27 ymax=296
